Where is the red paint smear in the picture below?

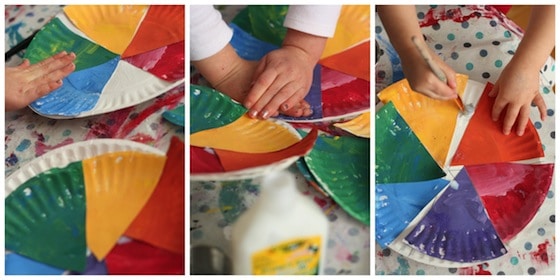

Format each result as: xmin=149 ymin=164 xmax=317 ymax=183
xmin=466 ymin=163 xmax=554 ymax=242
xmin=105 ymin=239 xmax=184 ymax=275
xmin=313 ymin=196 xmax=328 ymax=208
xmin=125 ymin=137 xmax=185 ymax=255
xmin=531 ymin=240 xmax=551 ymax=265
xmin=419 ymin=5 xmax=505 ymax=28
xmin=459 ymin=264 xmax=492 ymax=275
xmin=35 ymin=138 xmax=74 ymax=157
xmin=123 ymin=41 xmax=184 ymax=82
xmin=122 ymin=5 xmax=184 ymax=58
xmin=451 ymin=83 xmax=543 ymax=166
xmin=321 ymin=67 xmax=370 ymax=118
xmin=85 ymin=108 xmax=134 ymax=139
xmin=320 ymin=41 xmax=370 ymax=82
xmin=128 ymin=133 xmax=155 ymax=144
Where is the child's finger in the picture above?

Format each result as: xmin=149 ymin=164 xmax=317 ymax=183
xmin=258 ymin=82 xmax=302 ymax=119
xmin=515 ymin=106 xmax=531 ymax=136
xmin=491 ymin=98 xmax=508 ymax=122
xmin=532 ymin=94 xmax=547 ymax=121
xmin=502 ymin=105 xmax=521 ymax=135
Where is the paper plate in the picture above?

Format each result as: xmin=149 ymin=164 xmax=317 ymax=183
xmin=229 ymin=23 xmax=279 ymax=61
xmin=190 ymin=85 xmax=247 ymax=134
xmin=230 ymin=5 xmax=287 ymax=46
xmin=333 ymin=111 xmax=370 ymax=138
xmin=403 ymin=168 xmax=507 ymax=263
xmin=6 ymin=253 xmax=65 ymax=275
xmin=465 ymin=163 xmax=554 ymax=242
xmin=123 ymin=40 xmax=185 ymax=82
xmin=320 ymin=5 xmax=370 ymax=60
xmin=375 ymin=102 xmax=446 ymax=184
xmin=105 ymin=239 xmax=184 ymax=275
xmin=303 ymin=134 xmax=370 ymax=225
xmin=320 ymin=66 xmax=370 ymax=120
xmin=5 ymin=161 xmax=87 ymax=272
xmin=162 ymin=104 xmax=185 ymax=127
xmin=24 ymin=7 xmax=185 ymax=118
xmin=375 ymin=178 xmax=449 ymax=248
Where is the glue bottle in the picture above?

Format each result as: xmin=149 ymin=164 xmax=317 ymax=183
xmin=231 ymin=170 xmax=329 ymax=275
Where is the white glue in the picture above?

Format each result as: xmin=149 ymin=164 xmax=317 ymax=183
xmin=231 ymin=170 xmax=329 ymax=275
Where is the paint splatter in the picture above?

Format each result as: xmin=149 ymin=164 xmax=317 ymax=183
xmin=6 ymin=153 xmax=19 ymax=167
xmin=35 ymin=138 xmax=74 ymax=157
xmin=459 ymin=264 xmax=492 ymax=275
xmin=390 ymin=256 xmax=410 ymax=275
xmin=530 ymin=240 xmax=551 ymax=265
xmin=16 ymin=139 xmax=32 ymax=152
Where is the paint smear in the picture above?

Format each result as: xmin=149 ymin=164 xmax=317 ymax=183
xmin=83 ymin=151 xmax=166 ymax=260
xmin=124 ymin=40 xmax=184 ymax=82
xmin=466 ymin=163 xmax=554 ymax=242
xmin=5 ymin=162 xmax=87 ymax=272
xmin=378 ymin=74 xmax=469 ymax=167
xmin=125 ymin=137 xmax=185 ymax=255
xmin=530 ymin=240 xmax=551 ymax=265
xmin=320 ymin=40 xmax=370 ymax=82
xmin=405 ymin=168 xmax=507 ymax=263
xmin=451 ymin=83 xmax=544 ymax=166
xmin=105 ymin=240 xmax=184 ymax=275
xmin=376 ymin=178 xmax=449 ymax=248
xmin=375 ymin=102 xmax=446 ymax=184
xmin=229 ymin=23 xmax=279 ymax=61
xmin=64 ymin=5 xmax=148 ymax=54
xmin=24 ymin=17 xmax=118 ymax=71
xmin=459 ymin=264 xmax=492 ymax=275
xmin=35 ymin=138 xmax=74 ymax=157
xmin=122 ymin=5 xmax=184 ymax=58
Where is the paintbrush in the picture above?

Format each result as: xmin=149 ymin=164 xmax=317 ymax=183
xmin=411 ymin=35 xmax=466 ymax=113
xmin=5 ymin=30 xmax=39 ymax=61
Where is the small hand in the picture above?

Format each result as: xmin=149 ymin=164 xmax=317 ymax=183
xmin=488 ymin=63 xmax=546 ymax=136
xmin=5 ymin=51 xmax=76 ymax=111
xmin=244 ymin=45 xmax=315 ymax=119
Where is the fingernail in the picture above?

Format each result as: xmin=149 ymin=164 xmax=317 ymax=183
xmin=504 ymin=130 xmax=510 ymax=135
xmin=261 ymin=110 xmax=269 ymax=119
xmin=282 ymin=103 xmax=289 ymax=110
xmin=248 ymin=110 xmax=258 ymax=118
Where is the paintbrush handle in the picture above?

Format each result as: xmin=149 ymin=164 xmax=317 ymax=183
xmin=5 ymin=30 xmax=39 ymax=61
xmin=411 ymin=35 xmax=447 ymax=83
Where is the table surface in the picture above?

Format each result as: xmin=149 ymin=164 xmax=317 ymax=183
xmin=375 ymin=5 xmax=555 ymax=275
xmin=189 ymin=5 xmax=371 ymax=275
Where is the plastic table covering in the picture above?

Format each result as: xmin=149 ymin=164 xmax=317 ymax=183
xmin=375 ymin=5 xmax=555 ymax=275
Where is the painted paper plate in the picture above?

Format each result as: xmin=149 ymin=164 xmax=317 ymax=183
xmin=303 ymin=133 xmax=370 ymax=225
xmin=24 ymin=5 xmax=185 ymax=119
xmin=333 ymin=111 xmax=370 ymax=138
xmin=5 ymin=139 xmax=168 ymax=274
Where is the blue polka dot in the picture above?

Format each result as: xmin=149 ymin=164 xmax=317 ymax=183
xmin=546 ymin=109 xmax=554 ymax=116
xmin=490 ymin=20 xmax=497 ymax=27
xmin=494 ymin=60 xmax=503 ymax=68
xmin=475 ymin=32 xmax=484 ymax=39
xmin=537 ymin=228 xmax=546 ymax=236
xmin=461 ymin=21 xmax=469 ymax=28
xmin=524 ymin=242 xmax=533 ymax=250
xmin=511 ymin=256 xmax=519 ymax=265
xmin=534 ymin=122 xmax=542 ymax=129
xmin=375 ymin=26 xmax=383 ymax=34
xmin=543 ymin=87 xmax=550 ymax=94
xmin=551 ymin=131 xmax=555 ymax=139
xmin=528 ymin=267 xmax=536 ymax=275
xmin=435 ymin=43 xmax=443 ymax=50
xmin=480 ymin=49 xmax=488 ymax=57
xmin=432 ymin=23 xmax=441 ymax=31
xmin=451 ymin=52 xmax=459 ymax=60
xmin=466 ymin=63 xmax=474 ymax=71
xmin=430 ymin=5 xmax=438 ymax=8
xmin=416 ymin=270 xmax=425 ymax=275
xmin=547 ymin=190 xmax=554 ymax=198
xmin=447 ymin=33 xmax=456 ymax=41
xmin=504 ymin=30 xmax=512 ymax=38
xmin=417 ymin=12 xmax=425 ymax=19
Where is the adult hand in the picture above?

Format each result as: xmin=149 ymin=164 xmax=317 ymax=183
xmin=488 ymin=62 xmax=546 ymax=136
xmin=5 ymin=51 xmax=76 ymax=111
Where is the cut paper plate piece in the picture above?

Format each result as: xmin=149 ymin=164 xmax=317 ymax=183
xmin=190 ymin=115 xmax=300 ymax=153
xmin=466 ymin=162 xmax=554 ymax=242
xmin=190 ymin=85 xmax=247 ymax=134
xmin=105 ymin=239 xmax=184 ymax=275
xmin=190 ymin=146 xmax=225 ymax=174
xmin=404 ymin=168 xmax=507 ymax=263
xmin=377 ymin=74 xmax=469 ymax=166
xmin=321 ymin=5 xmax=370 ymax=60
xmin=30 ymin=56 xmax=119 ymax=117
xmin=83 ymin=151 xmax=166 ymax=261
xmin=375 ymin=102 xmax=445 ymax=184
xmin=124 ymin=40 xmax=185 ymax=82
xmin=304 ymin=134 xmax=370 ymax=224
xmin=5 ymin=161 xmax=87 ymax=272
xmin=451 ymin=83 xmax=544 ymax=165
xmin=215 ymin=128 xmax=318 ymax=171
xmin=5 ymin=253 xmax=65 ymax=275
xmin=230 ymin=23 xmax=279 ymax=61
xmin=321 ymin=66 xmax=370 ymax=119
xmin=64 ymin=5 xmax=148 ymax=54
xmin=375 ymin=178 xmax=449 ymax=248
xmin=333 ymin=111 xmax=370 ymax=138
xmin=122 ymin=5 xmax=184 ymax=58
xmin=162 ymin=104 xmax=185 ymax=127
xmin=320 ymin=40 xmax=370 ymax=82
xmin=24 ymin=16 xmax=118 ymax=71
xmin=125 ymin=137 xmax=185 ymax=255
xmin=296 ymin=158 xmax=330 ymax=198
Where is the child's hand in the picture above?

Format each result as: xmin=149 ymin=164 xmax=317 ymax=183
xmin=243 ymin=45 xmax=315 ymax=119
xmin=5 ymin=51 xmax=76 ymax=111
xmin=488 ymin=62 xmax=547 ymax=136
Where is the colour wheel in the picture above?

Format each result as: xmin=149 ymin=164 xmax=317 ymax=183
xmin=375 ymin=78 xmax=554 ymax=267
xmin=24 ymin=5 xmax=185 ymax=118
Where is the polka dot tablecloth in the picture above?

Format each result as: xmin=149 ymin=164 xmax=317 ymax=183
xmin=375 ymin=5 xmax=555 ymax=275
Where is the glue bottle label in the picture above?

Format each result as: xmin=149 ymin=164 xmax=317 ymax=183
xmin=251 ymin=236 xmax=322 ymax=275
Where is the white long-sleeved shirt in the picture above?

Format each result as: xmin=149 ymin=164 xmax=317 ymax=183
xmin=190 ymin=5 xmax=342 ymax=61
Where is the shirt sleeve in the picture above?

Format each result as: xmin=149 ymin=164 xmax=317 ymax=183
xmin=190 ymin=5 xmax=233 ymax=61
xmin=283 ymin=5 xmax=342 ymax=38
